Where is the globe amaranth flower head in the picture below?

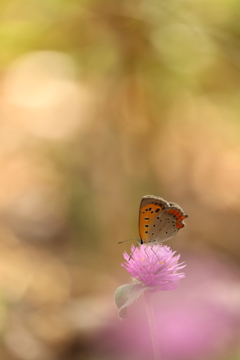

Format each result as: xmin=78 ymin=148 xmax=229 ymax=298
xmin=115 ymin=244 xmax=186 ymax=318
xmin=122 ymin=244 xmax=185 ymax=290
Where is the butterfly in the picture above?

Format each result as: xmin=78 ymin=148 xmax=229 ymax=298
xmin=138 ymin=195 xmax=188 ymax=245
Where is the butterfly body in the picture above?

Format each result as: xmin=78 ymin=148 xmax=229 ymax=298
xmin=139 ymin=195 xmax=188 ymax=244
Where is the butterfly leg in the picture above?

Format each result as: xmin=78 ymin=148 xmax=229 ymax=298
xmin=144 ymin=246 xmax=150 ymax=259
xmin=150 ymin=244 xmax=160 ymax=260
xmin=128 ymin=244 xmax=138 ymax=261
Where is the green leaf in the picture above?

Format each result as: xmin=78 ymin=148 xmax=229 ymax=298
xmin=114 ymin=283 xmax=147 ymax=319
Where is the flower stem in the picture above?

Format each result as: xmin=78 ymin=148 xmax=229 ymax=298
xmin=143 ymin=291 xmax=160 ymax=360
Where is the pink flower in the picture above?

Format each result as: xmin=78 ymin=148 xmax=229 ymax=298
xmin=121 ymin=244 xmax=185 ymax=290
xmin=115 ymin=244 xmax=186 ymax=318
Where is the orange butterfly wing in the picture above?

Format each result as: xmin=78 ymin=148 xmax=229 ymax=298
xmin=139 ymin=195 xmax=188 ymax=244
xmin=139 ymin=196 xmax=167 ymax=243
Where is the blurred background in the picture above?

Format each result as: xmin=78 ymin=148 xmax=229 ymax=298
xmin=0 ymin=0 xmax=240 ymax=359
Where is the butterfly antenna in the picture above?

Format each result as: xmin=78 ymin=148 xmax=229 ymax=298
xmin=118 ymin=238 xmax=138 ymax=244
